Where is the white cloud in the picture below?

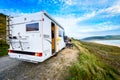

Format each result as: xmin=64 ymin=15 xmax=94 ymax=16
xmin=77 ymin=11 xmax=96 ymax=21
xmin=79 ymin=26 xmax=120 ymax=33
xmin=58 ymin=0 xmax=76 ymax=6
xmin=105 ymin=5 xmax=120 ymax=14
xmin=54 ymin=13 xmax=120 ymax=38
xmin=53 ymin=16 xmax=76 ymax=38
xmin=96 ymin=1 xmax=120 ymax=17
xmin=54 ymin=15 xmax=79 ymax=36
xmin=64 ymin=0 xmax=75 ymax=5
xmin=0 ymin=0 xmax=119 ymax=39
xmin=54 ymin=11 xmax=96 ymax=26
xmin=97 ymin=22 xmax=120 ymax=31
xmin=98 ymin=5 xmax=120 ymax=15
xmin=99 ymin=0 xmax=108 ymax=4
xmin=78 ymin=22 xmax=120 ymax=33
xmin=0 ymin=9 xmax=31 ymax=17
xmin=54 ymin=12 xmax=97 ymax=38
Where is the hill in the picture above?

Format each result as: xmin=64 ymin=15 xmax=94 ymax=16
xmin=0 ymin=13 xmax=8 ymax=56
xmin=82 ymin=35 xmax=120 ymax=40
xmin=0 ymin=13 xmax=6 ymax=39
xmin=67 ymin=39 xmax=120 ymax=80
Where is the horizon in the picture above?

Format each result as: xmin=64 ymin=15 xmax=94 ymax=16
xmin=0 ymin=0 xmax=120 ymax=39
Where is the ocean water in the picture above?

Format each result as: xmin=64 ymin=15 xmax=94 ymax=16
xmin=86 ymin=40 xmax=120 ymax=47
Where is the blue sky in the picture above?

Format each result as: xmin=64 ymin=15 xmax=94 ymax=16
xmin=0 ymin=0 xmax=120 ymax=39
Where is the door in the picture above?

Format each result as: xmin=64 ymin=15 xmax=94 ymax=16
xmin=51 ymin=22 xmax=55 ymax=54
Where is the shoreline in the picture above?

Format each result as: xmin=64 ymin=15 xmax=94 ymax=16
xmin=86 ymin=40 xmax=120 ymax=47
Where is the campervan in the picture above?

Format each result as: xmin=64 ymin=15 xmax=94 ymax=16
xmin=7 ymin=11 xmax=65 ymax=63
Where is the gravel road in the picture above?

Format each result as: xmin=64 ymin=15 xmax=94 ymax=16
xmin=0 ymin=47 xmax=78 ymax=80
xmin=0 ymin=56 xmax=22 ymax=72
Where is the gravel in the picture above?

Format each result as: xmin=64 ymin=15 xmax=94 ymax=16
xmin=0 ymin=47 xmax=78 ymax=80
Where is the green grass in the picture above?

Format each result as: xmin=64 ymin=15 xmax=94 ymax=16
xmin=81 ymin=41 xmax=120 ymax=72
xmin=67 ymin=39 xmax=120 ymax=80
xmin=0 ymin=39 xmax=9 ymax=56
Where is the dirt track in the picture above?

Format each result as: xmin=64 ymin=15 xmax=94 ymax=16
xmin=0 ymin=47 xmax=78 ymax=80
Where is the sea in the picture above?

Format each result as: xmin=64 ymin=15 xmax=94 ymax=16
xmin=84 ymin=40 xmax=120 ymax=47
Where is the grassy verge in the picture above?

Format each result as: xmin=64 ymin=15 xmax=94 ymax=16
xmin=67 ymin=39 xmax=120 ymax=80
xmin=0 ymin=39 xmax=9 ymax=57
xmin=81 ymin=41 xmax=120 ymax=73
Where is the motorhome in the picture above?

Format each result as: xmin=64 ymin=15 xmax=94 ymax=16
xmin=7 ymin=11 xmax=65 ymax=63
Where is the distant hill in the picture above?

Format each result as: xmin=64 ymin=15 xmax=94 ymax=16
xmin=0 ymin=13 xmax=6 ymax=38
xmin=82 ymin=35 xmax=120 ymax=40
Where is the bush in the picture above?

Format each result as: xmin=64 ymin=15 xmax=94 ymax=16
xmin=0 ymin=39 xmax=9 ymax=56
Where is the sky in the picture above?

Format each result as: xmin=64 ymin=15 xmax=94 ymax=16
xmin=0 ymin=0 xmax=120 ymax=39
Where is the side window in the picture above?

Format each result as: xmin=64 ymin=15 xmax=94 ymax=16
xmin=63 ymin=31 xmax=65 ymax=37
xmin=63 ymin=31 xmax=65 ymax=41
xmin=59 ymin=30 xmax=63 ymax=37
xmin=26 ymin=23 xmax=39 ymax=31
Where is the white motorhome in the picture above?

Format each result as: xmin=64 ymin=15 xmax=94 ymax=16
xmin=7 ymin=11 xmax=65 ymax=63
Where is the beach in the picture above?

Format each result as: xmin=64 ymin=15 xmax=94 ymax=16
xmin=87 ymin=40 xmax=120 ymax=47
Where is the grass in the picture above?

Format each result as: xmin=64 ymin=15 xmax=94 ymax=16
xmin=0 ymin=39 xmax=9 ymax=57
xmin=81 ymin=41 xmax=120 ymax=72
xmin=67 ymin=39 xmax=120 ymax=80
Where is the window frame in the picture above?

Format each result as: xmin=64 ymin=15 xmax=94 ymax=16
xmin=26 ymin=22 xmax=39 ymax=32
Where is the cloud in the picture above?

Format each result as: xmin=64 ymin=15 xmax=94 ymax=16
xmin=78 ymin=22 xmax=120 ymax=33
xmin=54 ymin=15 xmax=78 ymax=34
xmin=54 ymin=11 xmax=96 ymax=27
xmin=105 ymin=5 xmax=120 ymax=14
xmin=94 ymin=0 xmax=120 ymax=18
xmin=77 ymin=11 xmax=96 ymax=21
xmin=54 ymin=12 xmax=120 ymax=38
xmin=0 ymin=9 xmax=31 ymax=16
xmin=54 ymin=11 xmax=97 ymax=38
xmin=63 ymin=0 xmax=75 ymax=5
xmin=0 ymin=0 xmax=119 ymax=39
xmin=79 ymin=25 xmax=120 ymax=33
xmin=98 ymin=5 xmax=120 ymax=16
